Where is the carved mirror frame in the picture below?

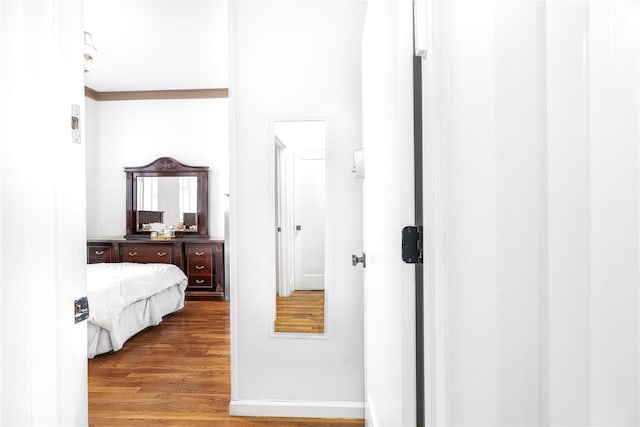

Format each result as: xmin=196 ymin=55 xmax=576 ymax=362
xmin=124 ymin=157 xmax=209 ymax=239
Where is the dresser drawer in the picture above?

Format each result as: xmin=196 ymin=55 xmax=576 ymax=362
xmin=121 ymin=245 xmax=174 ymax=264
xmin=188 ymin=276 xmax=213 ymax=288
xmin=186 ymin=245 xmax=213 ymax=275
xmin=87 ymin=245 xmax=112 ymax=264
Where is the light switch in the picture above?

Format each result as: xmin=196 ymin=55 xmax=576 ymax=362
xmin=352 ymin=148 xmax=364 ymax=179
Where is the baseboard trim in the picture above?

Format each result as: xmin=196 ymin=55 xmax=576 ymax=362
xmin=228 ymin=399 xmax=364 ymax=419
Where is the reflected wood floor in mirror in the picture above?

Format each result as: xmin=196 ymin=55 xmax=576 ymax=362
xmin=275 ymin=290 xmax=325 ymax=334
xmin=89 ymin=299 xmax=360 ymax=426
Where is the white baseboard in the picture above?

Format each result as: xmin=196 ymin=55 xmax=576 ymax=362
xmin=228 ymin=399 xmax=364 ymax=419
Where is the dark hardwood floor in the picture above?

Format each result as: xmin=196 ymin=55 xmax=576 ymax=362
xmin=88 ymin=300 xmax=363 ymax=427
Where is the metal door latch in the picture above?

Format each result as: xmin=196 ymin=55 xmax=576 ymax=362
xmin=402 ymin=225 xmax=423 ymax=264
xmin=352 ymin=252 xmax=366 ymax=268
xmin=74 ymin=297 xmax=89 ymax=324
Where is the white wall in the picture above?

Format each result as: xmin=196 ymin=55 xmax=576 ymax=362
xmin=229 ymin=0 xmax=366 ymax=418
xmin=421 ymin=1 xmax=640 ymax=425
xmin=0 ymin=0 xmax=88 ymax=425
xmin=85 ymin=98 xmax=229 ymax=239
xmin=584 ymin=2 xmax=640 ymax=422
xmin=86 ymin=97 xmax=99 ymax=237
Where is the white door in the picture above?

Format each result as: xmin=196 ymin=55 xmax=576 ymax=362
xmin=294 ymin=150 xmax=325 ymax=291
xmin=361 ymin=0 xmax=416 ymax=425
xmin=419 ymin=1 xmax=640 ymax=425
xmin=0 ymin=1 xmax=88 ymax=425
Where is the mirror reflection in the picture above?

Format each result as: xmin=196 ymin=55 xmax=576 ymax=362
xmin=136 ymin=176 xmax=198 ymax=232
xmin=273 ymin=120 xmax=327 ymax=334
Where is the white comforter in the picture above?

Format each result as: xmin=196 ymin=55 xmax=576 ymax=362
xmin=87 ymin=262 xmax=188 ymax=331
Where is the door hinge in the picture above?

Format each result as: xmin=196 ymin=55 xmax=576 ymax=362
xmin=402 ymin=225 xmax=423 ymax=264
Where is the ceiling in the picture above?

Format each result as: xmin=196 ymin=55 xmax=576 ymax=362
xmin=83 ymin=0 xmax=229 ymax=92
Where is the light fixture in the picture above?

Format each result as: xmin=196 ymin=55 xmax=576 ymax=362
xmin=83 ymin=31 xmax=97 ymax=73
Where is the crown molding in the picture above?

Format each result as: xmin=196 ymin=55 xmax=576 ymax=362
xmin=84 ymin=86 xmax=228 ymax=101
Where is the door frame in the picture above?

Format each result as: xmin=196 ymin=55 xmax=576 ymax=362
xmin=274 ymin=136 xmax=294 ymax=297
xmin=418 ymin=1 xmax=457 ymax=424
xmin=413 ymin=49 xmax=426 ymax=427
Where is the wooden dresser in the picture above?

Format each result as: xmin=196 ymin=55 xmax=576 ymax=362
xmin=87 ymin=239 xmax=225 ymax=300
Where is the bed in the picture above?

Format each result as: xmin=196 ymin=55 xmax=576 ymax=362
xmin=86 ymin=262 xmax=188 ymax=358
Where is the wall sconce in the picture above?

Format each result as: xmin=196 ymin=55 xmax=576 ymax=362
xmin=83 ymin=31 xmax=97 ymax=73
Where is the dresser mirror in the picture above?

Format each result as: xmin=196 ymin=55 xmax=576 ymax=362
xmin=273 ymin=120 xmax=327 ymax=334
xmin=125 ymin=157 xmax=209 ymax=239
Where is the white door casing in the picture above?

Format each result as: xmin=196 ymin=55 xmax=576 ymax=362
xmin=275 ymin=141 xmax=287 ymax=296
xmin=361 ymin=0 xmax=416 ymax=425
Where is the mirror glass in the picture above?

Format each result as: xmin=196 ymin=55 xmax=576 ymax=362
xmin=136 ymin=176 xmax=198 ymax=232
xmin=125 ymin=157 xmax=209 ymax=239
xmin=273 ymin=120 xmax=327 ymax=334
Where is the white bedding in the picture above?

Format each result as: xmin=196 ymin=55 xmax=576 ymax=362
xmin=87 ymin=263 xmax=188 ymax=358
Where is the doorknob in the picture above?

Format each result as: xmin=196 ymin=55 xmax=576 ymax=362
xmin=352 ymin=252 xmax=366 ymax=268
xmin=296 ymin=225 xmax=302 ymax=231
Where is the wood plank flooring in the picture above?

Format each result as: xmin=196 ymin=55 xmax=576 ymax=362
xmin=89 ymin=299 xmax=362 ymax=427
xmin=274 ymin=290 xmax=325 ymax=334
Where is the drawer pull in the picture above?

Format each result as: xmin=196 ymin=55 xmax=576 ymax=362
xmin=195 ymin=265 xmax=205 ymax=270
xmin=195 ymin=279 xmax=205 ymax=284
xmin=195 ymin=251 xmax=205 ymax=256
xmin=128 ymin=252 xmax=138 ymax=256
xmin=157 ymin=252 xmax=167 ymax=257
xmin=95 ymin=250 xmax=104 ymax=255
